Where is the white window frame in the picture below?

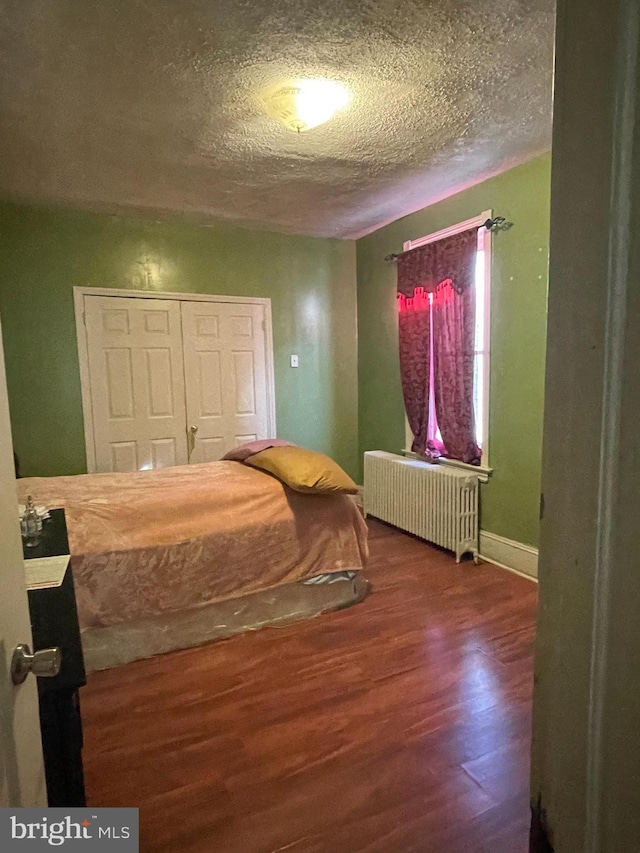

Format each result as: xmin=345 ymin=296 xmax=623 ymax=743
xmin=402 ymin=210 xmax=493 ymax=474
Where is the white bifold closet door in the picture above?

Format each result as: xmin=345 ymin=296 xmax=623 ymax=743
xmin=85 ymin=296 xmax=189 ymax=473
xmin=180 ymin=301 xmax=269 ymax=463
xmin=83 ymin=294 xmax=270 ymax=473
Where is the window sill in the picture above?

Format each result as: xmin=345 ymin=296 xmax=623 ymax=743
xmin=401 ymin=449 xmax=493 ymax=483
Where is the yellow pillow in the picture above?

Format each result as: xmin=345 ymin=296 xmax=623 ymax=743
xmin=245 ymin=446 xmax=358 ymax=495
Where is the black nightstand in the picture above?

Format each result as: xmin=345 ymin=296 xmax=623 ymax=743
xmin=24 ymin=508 xmax=87 ymax=807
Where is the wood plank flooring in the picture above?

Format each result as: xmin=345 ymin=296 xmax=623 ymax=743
xmin=81 ymin=520 xmax=538 ymax=852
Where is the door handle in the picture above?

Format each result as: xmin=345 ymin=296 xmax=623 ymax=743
xmin=188 ymin=424 xmax=198 ymax=460
xmin=11 ymin=643 xmax=62 ymax=685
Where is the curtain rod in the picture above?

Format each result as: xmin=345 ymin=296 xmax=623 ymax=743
xmin=384 ymin=216 xmax=514 ymax=262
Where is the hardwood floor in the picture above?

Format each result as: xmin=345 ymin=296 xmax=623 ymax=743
xmin=81 ymin=520 xmax=538 ymax=852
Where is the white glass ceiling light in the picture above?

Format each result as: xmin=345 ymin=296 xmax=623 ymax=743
xmin=265 ymin=80 xmax=350 ymax=132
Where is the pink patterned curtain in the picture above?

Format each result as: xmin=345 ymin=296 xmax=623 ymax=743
xmin=432 ymin=279 xmax=481 ymax=464
xmin=398 ymin=288 xmax=431 ymax=453
xmin=397 ymin=229 xmax=477 ymax=297
xmin=397 ymin=229 xmax=480 ymax=463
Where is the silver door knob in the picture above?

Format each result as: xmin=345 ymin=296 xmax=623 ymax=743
xmin=11 ymin=643 xmax=62 ymax=685
xmin=189 ymin=425 xmax=198 ymax=433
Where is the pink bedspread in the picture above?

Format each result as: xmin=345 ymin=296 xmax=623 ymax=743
xmin=17 ymin=462 xmax=368 ymax=629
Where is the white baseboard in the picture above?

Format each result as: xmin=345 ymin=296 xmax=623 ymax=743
xmin=479 ymin=530 xmax=538 ymax=581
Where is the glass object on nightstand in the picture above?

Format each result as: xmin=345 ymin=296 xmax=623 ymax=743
xmin=21 ymin=495 xmax=42 ymax=548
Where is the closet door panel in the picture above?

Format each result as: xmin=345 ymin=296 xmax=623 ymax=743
xmin=84 ymin=296 xmax=189 ymax=473
xmin=224 ymin=305 xmax=269 ymax=447
xmin=196 ymin=350 xmax=224 ymax=418
xmin=110 ymin=441 xmax=139 ymax=473
xmin=181 ymin=301 xmax=270 ymax=462
xmin=150 ymin=438 xmax=179 ymax=469
xmin=199 ymin=437 xmax=226 ymax=463
xmin=180 ymin=302 xmax=226 ymax=462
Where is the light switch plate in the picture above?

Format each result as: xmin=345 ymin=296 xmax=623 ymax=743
xmin=290 ymin=354 xmax=299 ymax=367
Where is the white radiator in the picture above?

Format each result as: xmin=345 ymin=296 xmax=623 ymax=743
xmin=363 ymin=451 xmax=480 ymax=562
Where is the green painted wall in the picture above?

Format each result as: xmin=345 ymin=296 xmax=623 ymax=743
xmin=0 ymin=202 xmax=359 ymax=479
xmin=357 ymin=154 xmax=551 ymax=547
xmin=0 ymin=154 xmax=549 ymax=545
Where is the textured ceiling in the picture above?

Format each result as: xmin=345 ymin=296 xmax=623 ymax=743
xmin=0 ymin=0 xmax=555 ymax=239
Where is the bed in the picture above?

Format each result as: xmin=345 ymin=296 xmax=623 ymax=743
xmin=17 ymin=461 xmax=369 ymax=670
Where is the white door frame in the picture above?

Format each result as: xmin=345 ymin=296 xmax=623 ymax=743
xmin=531 ymin=0 xmax=640 ymax=850
xmin=74 ymin=287 xmax=277 ymax=474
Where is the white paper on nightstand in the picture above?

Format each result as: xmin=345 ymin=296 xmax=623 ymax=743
xmin=24 ymin=554 xmax=70 ymax=590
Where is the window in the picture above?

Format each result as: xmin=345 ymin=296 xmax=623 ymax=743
xmin=403 ymin=212 xmax=491 ymax=467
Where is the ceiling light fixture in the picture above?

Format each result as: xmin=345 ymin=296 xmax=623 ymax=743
xmin=265 ymin=79 xmax=351 ymax=133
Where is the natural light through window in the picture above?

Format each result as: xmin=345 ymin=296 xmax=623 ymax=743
xmin=473 ymin=228 xmax=487 ymax=451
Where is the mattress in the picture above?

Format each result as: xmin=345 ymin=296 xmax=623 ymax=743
xmin=17 ymin=461 xmax=369 ymax=632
